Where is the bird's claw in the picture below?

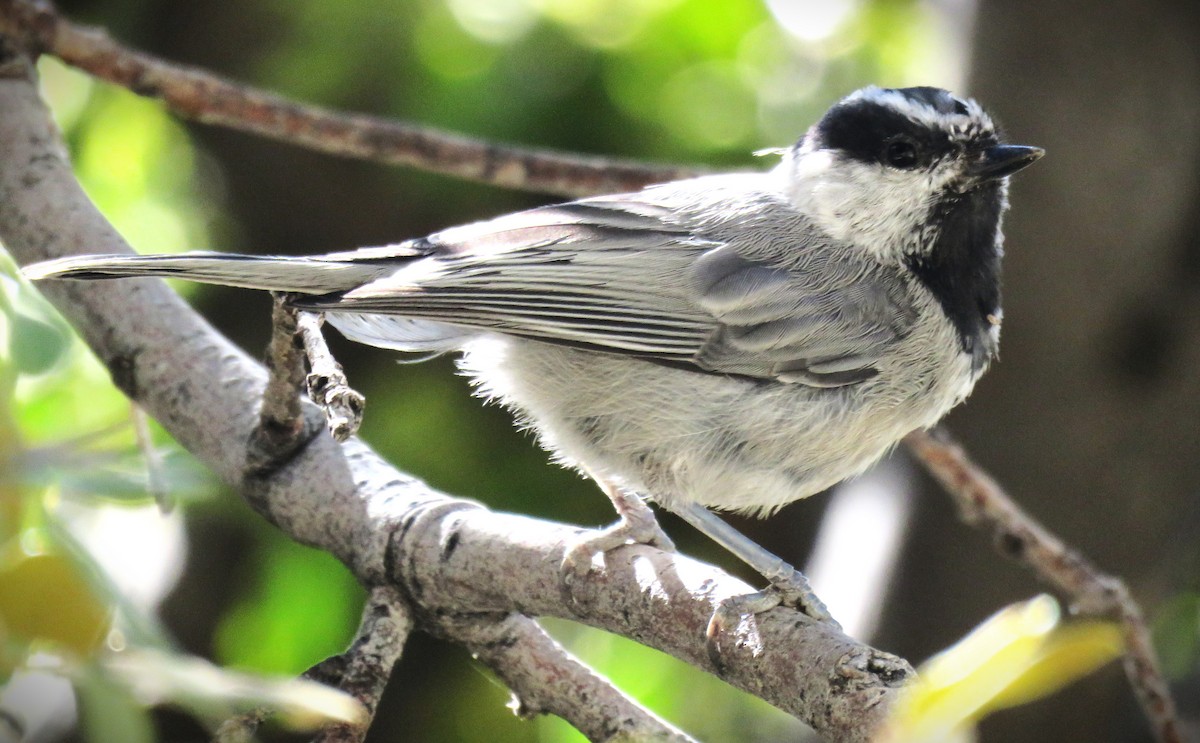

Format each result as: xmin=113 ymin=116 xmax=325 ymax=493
xmin=560 ymin=508 xmax=675 ymax=610
xmin=705 ymin=570 xmax=839 ymax=669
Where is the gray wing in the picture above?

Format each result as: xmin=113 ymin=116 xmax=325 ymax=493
xmin=689 ymin=243 xmax=916 ymax=385
xmin=299 ymin=176 xmax=917 ymax=386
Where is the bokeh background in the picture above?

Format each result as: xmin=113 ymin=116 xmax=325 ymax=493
xmin=2 ymin=0 xmax=1199 ymax=741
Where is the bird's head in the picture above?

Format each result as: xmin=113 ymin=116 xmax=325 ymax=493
xmin=779 ymin=85 xmax=1042 ymax=264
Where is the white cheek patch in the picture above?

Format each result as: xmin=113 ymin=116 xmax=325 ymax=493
xmin=780 ymin=152 xmax=939 ymax=261
xmin=779 ymin=151 xmax=842 ymax=237
xmin=792 ymin=149 xmax=835 ymax=179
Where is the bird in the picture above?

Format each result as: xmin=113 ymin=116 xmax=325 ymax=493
xmin=25 ymin=85 xmax=1042 ymax=627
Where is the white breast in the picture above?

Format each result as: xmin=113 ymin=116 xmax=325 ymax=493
xmin=458 ymin=296 xmax=975 ymax=516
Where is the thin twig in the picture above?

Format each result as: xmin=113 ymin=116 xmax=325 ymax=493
xmin=904 ymin=428 xmax=1183 ymax=743
xmin=295 ymin=311 xmax=364 ymax=442
xmin=212 ymin=582 xmax=410 ymax=743
xmin=247 ymin=296 xmax=311 ymax=472
xmin=211 ymin=708 xmax=267 ymax=743
xmin=130 ymin=402 xmax=170 ymax=511
xmin=0 ymin=0 xmax=701 ymax=199
xmin=306 ymin=586 xmax=412 ymax=743
xmin=253 ymin=298 xmax=363 ymax=458
xmin=436 ymin=613 xmax=695 ymax=742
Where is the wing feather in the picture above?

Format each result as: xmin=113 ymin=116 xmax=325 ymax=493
xmin=296 ymin=178 xmax=917 ymax=385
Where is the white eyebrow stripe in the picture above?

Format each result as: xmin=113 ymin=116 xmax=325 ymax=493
xmin=846 ymin=86 xmax=995 ymax=137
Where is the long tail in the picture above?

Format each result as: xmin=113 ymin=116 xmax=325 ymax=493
xmin=22 ymin=251 xmax=401 ymax=294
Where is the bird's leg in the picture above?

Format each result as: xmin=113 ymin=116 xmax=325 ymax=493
xmin=561 ymin=480 xmax=676 ymax=601
xmin=665 ymin=503 xmax=837 ymax=661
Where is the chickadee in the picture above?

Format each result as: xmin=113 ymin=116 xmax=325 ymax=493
xmin=26 ymin=86 xmax=1042 ymax=623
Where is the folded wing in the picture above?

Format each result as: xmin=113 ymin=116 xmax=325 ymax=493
xmin=300 ymin=178 xmax=917 ymax=386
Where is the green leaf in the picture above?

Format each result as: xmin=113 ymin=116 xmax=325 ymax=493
xmin=7 ymin=310 xmax=69 ymax=377
xmin=0 ymin=543 xmax=112 ymax=657
xmin=880 ymin=595 xmax=1123 ymax=743
xmin=75 ymin=663 xmax=156 ymax=743
xmin=0 ymin=270 xmax=72 ymax=377
xmin=981 ymin=621 xmax=1123 ymax=713
xmin=103 ymin=648 xmax=366 ymax=731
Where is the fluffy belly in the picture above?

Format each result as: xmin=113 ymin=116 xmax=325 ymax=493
xmin=459 ymin=334 xmax=967 ymax=516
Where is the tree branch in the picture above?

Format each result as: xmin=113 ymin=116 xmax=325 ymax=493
xmin=0 ymin=0 xmax=701 ymax=199
xmin=904 ymin=429 xmax=1183 ymax=743
xmin=0 ymin=37 xmax=908 ymax=743
xmin=306 ymin=586 xmax=411 ymax=743
xmin=433 ymin=613 xmax=694 ymax=742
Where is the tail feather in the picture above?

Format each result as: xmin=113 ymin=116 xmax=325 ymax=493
xmin=22 ymin=252 xmax=398 ymax=294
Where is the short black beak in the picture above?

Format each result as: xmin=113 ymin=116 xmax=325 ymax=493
xmin=968 ymin=144 xmax=1045 ymax=181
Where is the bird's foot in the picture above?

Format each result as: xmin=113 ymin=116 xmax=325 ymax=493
xmin=560 ymin=498 xmax=675 ymax=609
xmin=706 ymin=569 xmax=839 ymax=668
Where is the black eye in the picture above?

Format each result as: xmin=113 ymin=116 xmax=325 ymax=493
xmin=883 ymin=138 xmax=920 ymax=169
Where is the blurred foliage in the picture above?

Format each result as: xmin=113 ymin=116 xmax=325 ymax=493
xmin=880 ymin=595 xmax=1123 ymax=743
xmin=214 ymin=534 xmax=364 ymax=676
xmin=249 ymin=0 xmax=954 ymax=163
xmin=535 ymin=618 xmax=796 ymax=741
xmin=1153 ymin=592 xmax=1200 ymax=681
xmin=39 ymin=59 xmax=219 ymax=256
xmin=0 ymin=545 xmax=112 ymax=658
xmin=0 ymin=53 xmax=362 ymax=741
xmin=3 ymin=0 xmax=1194 ymax=741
